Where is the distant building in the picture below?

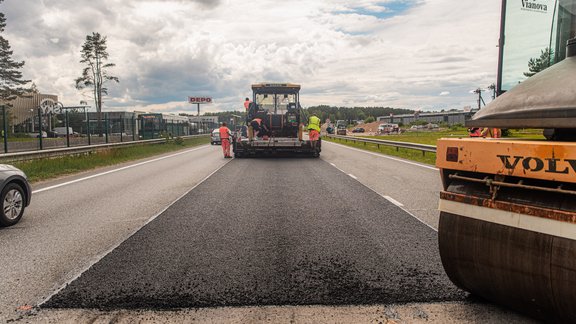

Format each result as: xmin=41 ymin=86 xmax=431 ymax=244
xmin=136 ymin=113 xmax=189 ymax=138
xmin=377 ymin=110 xmax=477 ymax=126
xmin=2 ymin=93 xmax=59 ymax=133
xmin=188 ymin=116 xmax=218 ymax=132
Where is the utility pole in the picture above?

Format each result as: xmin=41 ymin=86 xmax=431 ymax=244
xmin=487 ymin=83 xmax=496 ymax=100
xmin=473 ymin=88 xmax=486 ymax=110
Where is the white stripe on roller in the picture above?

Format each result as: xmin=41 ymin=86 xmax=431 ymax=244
xmin=439 ymin=199 xmax=576 ymax=241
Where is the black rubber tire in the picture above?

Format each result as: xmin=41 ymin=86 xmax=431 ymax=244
xmin=0 ymin=183 xmax=26 ymax=227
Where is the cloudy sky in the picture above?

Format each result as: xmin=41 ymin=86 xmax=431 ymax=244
xmin=3 ymin=0 xmax=502 ymax=114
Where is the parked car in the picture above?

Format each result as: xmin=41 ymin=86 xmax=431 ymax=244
xmin=352 ymin=127 xmax=365 ymax=133
xmin=379 ymin=123 xmax=399 ymax=134
xmin=30 ymin=131 xmax=47 ymax=138
xmin=325 ymin=123 xmax=334 ymax=134
xmin=46 ymin=130 xmax=59 ymax=138
xmin=410 ymin=125 xmax=425 ymax=130
xmin=0 ymin=164 xmax=31 ymax=227
xmin=211 ymin=129 xmax=221 ymax=145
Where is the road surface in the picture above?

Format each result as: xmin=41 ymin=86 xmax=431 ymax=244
xmin=0 ymin=142 xmax=535 ymax=323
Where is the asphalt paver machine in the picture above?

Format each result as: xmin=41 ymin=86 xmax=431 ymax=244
xmin=233 ymin=83 xmax=320 ymax=157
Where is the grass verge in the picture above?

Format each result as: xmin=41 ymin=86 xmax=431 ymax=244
xmin=325 ymin=136 xmax=437 ymax=165
xmin=13 ymin=136 xmax=210 ymax=183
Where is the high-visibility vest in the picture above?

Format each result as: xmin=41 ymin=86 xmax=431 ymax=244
xmin=244 ymin=100 xmax=251 ymax=110
xmin=307 ymin=116 xmax=321 ymax=132
xmin=482 ymin=127 xmax=501 ymax=138
xmin=468 ymin=128 xmax=482 ymax=137
xmin=219 ymin=126 xmax=230 ymax=140
xmin=252 ymin=118 xmax=262 ymax=126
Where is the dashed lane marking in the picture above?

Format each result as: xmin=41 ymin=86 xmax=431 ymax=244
xmin=325 ymin=140 xmax=438 ymax=171
xmin=383 ymin=195 xmax=404 ymax=207
xmin=326 ymin=160 xmax=438 ymax=232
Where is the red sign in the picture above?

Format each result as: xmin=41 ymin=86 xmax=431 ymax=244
xmin=188 ymin=97 xmax=213 ymax=104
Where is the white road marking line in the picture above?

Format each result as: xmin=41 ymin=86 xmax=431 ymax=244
xmin=326 ymin=161 xmax=438 ymax=232
xmin=39 ymin=157 xmax=233 ymax=307
xmin=348 ymin=174 xmax=358 ymax=179
xmin=330 ymin=163 xmax=336 ymax=167
xmin=325 ymin=140 xmax=438 ymax=171
xmin=383 ymin=195 xmax=404 ymax=207
xmin=32 ymin=145 xmax=211 ymax=194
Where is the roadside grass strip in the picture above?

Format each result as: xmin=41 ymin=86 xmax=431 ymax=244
xmin=14 ymin=137 xmax=210 ymax=183
xmin=324 ymin=137 xmax=437 ymax=165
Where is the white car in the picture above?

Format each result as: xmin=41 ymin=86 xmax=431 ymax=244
xmin=211 ymin=129 xmax=221 ymax=145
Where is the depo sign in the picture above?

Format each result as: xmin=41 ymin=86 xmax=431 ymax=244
xmin=188 ymin=97 xmax=213 ymax=104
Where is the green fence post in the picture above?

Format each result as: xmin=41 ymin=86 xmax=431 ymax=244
xmin=120 ymin=117 xmax=124 ymax=142
xmin=65 ymin=109 xmax=70 ymax=147
xmin=38 ymin=107 xmax=43 ymax=150
xmin=105 ymin=113 xmax=109 ymax=143
xmin=86 ymin=108 xmax=91 ymax=146
xmin=2 ymin=105 xmax=7 ymax=153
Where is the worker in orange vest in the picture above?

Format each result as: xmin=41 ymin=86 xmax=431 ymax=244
xmin=481 ymin=127 xmax=501 ymax=138
xmin=250 ymin=117 xmax=268 ymax=139
xmin=219 ymin=122 xmax=232 ymax=158
xmin=244 ymin=97 xmax=252 ymax=111
xmin=468 ymin=127 xmax=482 ymax=137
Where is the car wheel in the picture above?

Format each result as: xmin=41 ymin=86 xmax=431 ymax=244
xmin=0 ymin=183 xmax=26 ymax=227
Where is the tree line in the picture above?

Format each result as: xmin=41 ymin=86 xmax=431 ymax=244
xmin=203 ymin=106 xmax=415 ymax=126
xmin=306 ymin=105 xmax=415 ymax=124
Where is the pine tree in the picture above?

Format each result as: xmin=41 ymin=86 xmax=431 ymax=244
xmin=524 ymin=47 xmax=554 ymax=77
xmin=75 ymin=32 xmax=119 ymax=136
xmin=0 ymin=0 xmax=30 ymax=104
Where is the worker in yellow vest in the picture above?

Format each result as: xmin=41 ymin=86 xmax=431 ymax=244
xmin=307 ymin=115 xmax=321 ymax=152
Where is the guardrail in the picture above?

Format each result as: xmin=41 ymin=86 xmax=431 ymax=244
xmin=326 ymin=134 xmax=436 ymax=156
xmin=0 ymin=134 xmax=210 ymax=163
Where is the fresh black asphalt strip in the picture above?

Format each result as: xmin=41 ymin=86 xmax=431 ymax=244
xmin=44 ymin=158 xmax=466 ymax=309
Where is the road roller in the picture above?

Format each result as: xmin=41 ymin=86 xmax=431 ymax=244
xmin=436 ymin=38 xmax=576 ymax=322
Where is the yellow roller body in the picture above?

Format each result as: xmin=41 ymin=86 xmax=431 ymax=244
xmin=437 ymin=138 xmax=576 ymax=322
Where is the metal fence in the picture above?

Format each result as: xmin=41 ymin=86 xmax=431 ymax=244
xmin=0 ymin=105 xmax=210 ymax=154
xmin=327 ymin=134 xmax=436 ymax=156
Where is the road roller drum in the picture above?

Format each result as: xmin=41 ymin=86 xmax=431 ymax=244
xmin=436 ymin=38 xmax=576 ymax=322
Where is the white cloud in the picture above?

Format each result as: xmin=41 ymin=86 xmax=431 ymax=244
xmin=439 ymin=91 xmax=450 ymax=96
xmin=2 ymin=0 xmax=501 ymax=113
